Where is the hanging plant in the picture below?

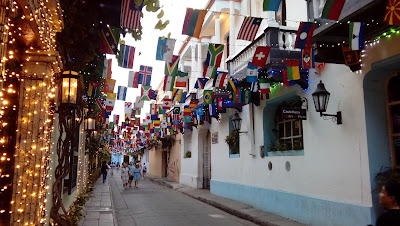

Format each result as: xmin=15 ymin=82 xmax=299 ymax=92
xmin=225 ymin=129 xmax=239 ymax=154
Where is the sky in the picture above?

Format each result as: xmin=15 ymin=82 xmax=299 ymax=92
xmin=108 ymin=0 xmax=210 ymax=122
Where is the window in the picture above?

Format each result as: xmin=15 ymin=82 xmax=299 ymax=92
xmin=386 ymin=73 xmax=400 ymax=167
xmin=228 ymin=115 xmax=240 ymax=158
xmin=276 ymin=107 xmax=304 ymax=151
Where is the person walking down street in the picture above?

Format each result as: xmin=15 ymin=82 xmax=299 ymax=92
xmin=128 ymin=162 xmax=135 ymax=187
xmin=133 ymin=164 xmax=142 ymax=188
xmin=120 ymin=162 xmax=130 ymax=189
xmin=142 ymin=163 xmax=147 ymax=179
xmin=101 ymin=161 xmax=109 ymax=183
xmin=376 ymin=181 xmax=400 ymax=226
xmin=109 ymin=162 xmax=115 ymax=176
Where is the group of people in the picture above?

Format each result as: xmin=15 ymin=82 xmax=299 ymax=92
xmin=101 ymin=161 xmax=147 ymax=189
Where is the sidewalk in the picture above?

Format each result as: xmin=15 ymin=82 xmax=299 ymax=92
xmin=78 ymin=176 xmax=118 ymax=226
xmin=146 ymin=175 xmax=305 ymax=226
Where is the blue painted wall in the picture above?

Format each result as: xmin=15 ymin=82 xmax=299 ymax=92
xmin=211 ymin=180 xmax=371 ymax=226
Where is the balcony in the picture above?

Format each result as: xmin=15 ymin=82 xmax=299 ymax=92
xmin=227 ymin=25 xmax=300 ymax=77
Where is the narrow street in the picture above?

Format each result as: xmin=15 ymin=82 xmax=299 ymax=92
xmin=109 ymin=173 xmax=256 ymax=226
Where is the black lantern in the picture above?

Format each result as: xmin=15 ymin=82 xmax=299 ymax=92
xmin=84 ymin=117 xmax=95 ymax=131
xmin=231 ymin=112 xmax=242 ymax=132
xmin=312 ymin=81 xmax=342 ymax=124
xmin=60 ymin=70 xmax=79 ymax=107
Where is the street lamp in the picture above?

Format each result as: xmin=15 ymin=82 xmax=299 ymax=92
xmin=231 ymin=112 xmax=247 ymax=133
xmin=311 ymin=81 xmax=342 ymax=124
xmin=60 ymin=70 xmax=79 ymax=107
xmin=84 ymin=117 xmax=95 ymax=131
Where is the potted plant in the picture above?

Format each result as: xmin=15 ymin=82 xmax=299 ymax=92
xmin=277 ymin=139 xmax=287 ymax=151
xmin=268 ymin=141 xmax=277 ymax=152
xmin=185 ymin=150 xmax=191 ymax=158
xmin=225 ymin=129 xmax=239 ymax=154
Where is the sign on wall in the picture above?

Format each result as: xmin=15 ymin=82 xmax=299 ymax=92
xmin=282 ymin=108 xmax=307 ymax=120
xmin=212 ymin=132 xmax=218 ymax=144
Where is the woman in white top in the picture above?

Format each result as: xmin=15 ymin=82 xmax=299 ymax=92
xmin=120 ymin=162 xmax=130 ymax=189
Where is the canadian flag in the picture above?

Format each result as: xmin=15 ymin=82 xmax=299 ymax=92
xmin=251 ymin=46 xmax=271 ymax=67
xmin=163 ymin=98 xmax=172 ymax=110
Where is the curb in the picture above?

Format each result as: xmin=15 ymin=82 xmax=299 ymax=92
xmin=147 ymin=177 xmax=276 ymax=226
xmin=109 ymin=182 xmax=119 ymax=226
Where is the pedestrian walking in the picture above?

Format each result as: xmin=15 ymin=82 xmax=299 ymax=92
xmin=128 ymin=162 xmax=135 ymax=187
xmin=376 ymin=181 xmax=400 ymax=226
xmin=116 ymin=162 xmax=120 ymax=172
xmin=142 ymin=163 xmax=147 ymax=179
xmin=120 ymin=162 xmax=130 ymax=189
xmin=133 ymin=164 xmax=142 ymax=188
xmin=109 ymin=162 xmax=115 ymax=176
xmin=101 ymin=161 xmax=109 ymax=183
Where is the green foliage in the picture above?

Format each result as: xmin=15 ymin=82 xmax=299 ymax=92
xmin=374 ymin=168 xmax=400 ymax=193
xmin=185 ymin=151 xmax=191 ymax=158
xmin=160 ymin=136 xmax=174 ymax=149
xmin=86 ymin=136 xmax=101 ymax=163
xmin=225 ymin=129 xmax=239 ymax=154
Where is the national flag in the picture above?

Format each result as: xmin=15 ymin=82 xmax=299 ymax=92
xmin=205 ymin=44 xmax=224 ymax=67
xmin=117 ymin=86 xmax=128 ymax=101
xmin=150 ymin=90 xmax=158 ymax=100
xmin=163 ymin=75 xmax=176 ymax=91
xmin=384 ymin=0 xmax=400 ymax=25
xmin=173 ymin=106 xmax=180 ymax=115
xmin=120 ymin=0 xmax=143 ymax=30
xmin=282 ymin=70 xmax=290 ymax=87
xmin=250 ymin=82 xmax=258 ymax=92
xmin=113 ymin=115 xmax=120 ymax=125
xmin=181 ymin=8 xmax=207 ymax=38
xmin=99 ymin=25 xmax=121 ymax=55
xmin=102 ymin=58 xmax=112 ymax=79
xmin=174 ymin=71 xmax=188 ymax=88
xmin=321 ymin=0 xmax=346 ymax=21
xmin=301 ymin=48 xmax=315 ymax=69
xmin=162 ymin=98 xmax=172 ymax=110
xmin=165 ymin=56 xmax=179 ymax=77
xmin=150 ymin=104 xmax=158 ymax=115
xmin=95 ymin=98 xmax=105 ymax=111
xmin=156 ymin=37 xmax=176 ymax=62
xmin=294 ymin=22 xmax=315 ymax=49
xmin=286 ymin=60 xmax=300 ymax=80
xmin=243 ymin=89 xmax=252 ymax=104
xmin=128 ymin=71 xmax=139 ymax=88
xmin=124 ymin=102 xmax=133 ymax=114
xmin=251 ymin=46 xmax=271 ymax=67
xmin=141 ymin=85 xmax=152 ymax=101
xmin=124 ymin=114 xmax=130 ymax=126
xmin=246 ymin=62 xmax=259 ymax=83
xmin=194 ymin=78 xmax=209 ymax=89
xmin=208 ymin=103 xmax=216 ymax=116
xmin=103 ymin=78 xmax=116 ymax=93
xmin=263 ymin=0 xmax=282 ymax=11
xmin=105 ymin=93 xmax=117 ymax=111
xmin=134 ymin=96 xmax=144 ymax=108
xmin=217 ymin=98 xmax=224 ymax=111
xmin=183 ymin=105 xmax=191 ymax=116
xmin=237 ymin=17 xmax=263 ymax=41
xmin=118 ymin=44 xmax=135 ymax=69
xmin=203 ymin=66 xmax=218 ymax=78
xmin=88 ymin=81 xmax=101 ymax=97
xmin=138 ymin=65 xmax=152 ymax=86
xmin=259 ymin=78 xmax=271 ymax=94
xmin=131 ymin=108 xmax=141 ymax=118
xmin=213 ymin=71 xmax=228 ymax=88
xmin=189 ymin=99 xmax=199 ymax=109
xmin=177 ymin=91 xmax=187 ymax=103
xmin=342 ymin=43 xmax=360 ymax=66
xmin=227 ymin=78 xmax=237 ymax=94
xmin=349 ymin=22 xmax=364 ymax=50
xmin=203 ymin=90 xmax=213 ymax=105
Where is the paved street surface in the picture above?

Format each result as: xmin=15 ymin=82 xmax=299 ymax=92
xmin=109 ymin=172 xmax=256 ymax=226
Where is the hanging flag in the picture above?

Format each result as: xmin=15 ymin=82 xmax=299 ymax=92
xmin=128 ymin=71 xmax=139 ymax=88
xmin=105 ymin=93 xmax=117 ymax=111
xmin=251 ymin=46 xmax=271 ymax=67
xmin=217 ymin=98 xmax=224 ymax=111
xmin=114 ymin=115 xmax=120 ymax=125
xmin=384 ymin=0 xmax=400 ymax=25
xmin=243 ymin=89 xmax=252 ymax=104
xmin=203 ymin=90 xmax=213 ymax=105
xmin=103 ymin=78 xmax=116 ymax=93
xmin=141 ymin=85 xmax=152 ymax=101
xmin=134 ymin=96 xmax=144 ymax=108
xmin=321 ymin=0 xmax=346 ymax=21
xmin=183 ymin=105 xmax=191 ymax=116
xmin=189 ymin=99 xmax=199 ymax=109
xmin=163 ymin=75 xmax=176 ymax=91
xmin=124 ymin=102 xmax=133 ymax=114
xmin=156 ymin=37 xmax=176 ymax=62
xmin=227 ymin=78 xmax=237 ymax=94
xmin=342 ymin=44 xmax=360 ymax=66
xmin=250 ymin=82 xmax=258 ymax=92
xmin=174 ymin=71 xmax=189 ymax=88
xmin=194 ymin=78 xmax=209 ymax=89
xmin=99 ymin=25 xmax=121 ymax=55
xmin=102 ymin=58 xmax=112 ymax=79
xmin=88 ymin=81 xmax=101 ymax=97
xmin=177 ymin=91 xmax=187 ymax=103
xmin=301 ymin=48 xmax=315 ymax=69
xmin=150 ymin=103 xmax=158 ymax=115
xmin=163 ymin=98 xmax=172 ymax=110
xmin=237 ymin=17 xmax=263 ymax=41
xmin=131 ymin=108 xmax=141 ymax=118
xmin=117 ymin=86 xmax=128 ymax=101
xmin=282 ymin=70 xmax=290 ymax=87
xmin=213 ymin=72 xmax=228 ymax=88
xmin=286 ymin=60 xmax=300 ymax=80
xmin=181 ymin=8 xmax=207 ymax=38
xmin=95 ymin=98 xmax=105 ymax=112
xmin=150 ymin=90 xmax=158 ymax=100
xmin=120 ymin=0 xmax=143 ymax=30
xmin=124 ymin=114 xmax=130 ymax=126
xmin=118 ymin=44 xmax=135 ymax=69
xmin=208 ymin=103 xmax=216 ymax=116
xmin=203 ymin=66 xmax=218 ymax=79
xmin=246 ymin=62 xmax=259 ymax=83
xmin=294 ymin=22 xmax=315 ymax=49
xmin=165 ymin=56 xmax=179 ymax=77
xmin=138 ymin=65 xmax=152 ymax=86
xmin=349 ymin=22 xmax=364 ymax=50
xmin=205 ymin=44 xmax=224 ymax=67
xmin=263 ymin=0 xmax=282 ymax=11
xmin=259 ymin=78 xmax=271 ymax=94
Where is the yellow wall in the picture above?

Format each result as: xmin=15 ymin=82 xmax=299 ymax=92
xmin=149 ymin=146 xmax=163 ymax=177
xmin=167 ymin=134 xmax=181 ymax=183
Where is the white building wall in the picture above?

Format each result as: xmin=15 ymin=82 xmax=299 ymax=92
xmin=180 ymin=130 xmax=201 ymax=188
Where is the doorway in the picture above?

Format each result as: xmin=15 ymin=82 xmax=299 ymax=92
xmin=123 ymin=155 xmax=129 ymax=164
xmin=203 ymin=131 xmax=211 ymax=189
xmin=162 ymin=151 xmax=168 ymax=177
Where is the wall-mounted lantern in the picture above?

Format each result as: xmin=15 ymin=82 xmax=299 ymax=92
xmin=312 ymin=81 xmax=342 ymax=124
